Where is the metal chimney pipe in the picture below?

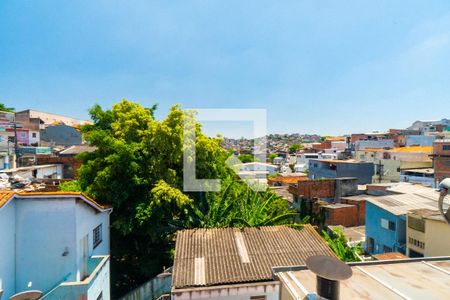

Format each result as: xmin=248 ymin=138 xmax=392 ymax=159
xmin=306 ymin=256 xmax=352 ymax=300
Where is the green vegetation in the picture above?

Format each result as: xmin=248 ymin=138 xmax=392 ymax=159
xmin=188 ymin=181 xmax=298 ymax=228
xmin=322 ymin=228 xmax=362 ymax=262
xmin=62 ymin=100 xmax=302 ymax=297
xmin=59 ymin=180 xmax=82 ymax=192
xmin=288 ymin=143 xmax=303 ymax=153
xmin=268 ymin=153 xmax=277 ymax=162
xmin=0 ymin=103 xmax=15 ymax=112
xmin=238 ymin=153 xmax=258 ymax=163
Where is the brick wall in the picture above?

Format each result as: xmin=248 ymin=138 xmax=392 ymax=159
xmin=324 ymin=205 xmax=358 ymax=227
xmin=433 ymin=141 xmax=450 ymax=185
xmin=342 ymin=198 xmax=366 ymax=225
xmin=289 ymin=179 xmax=335 ymax=199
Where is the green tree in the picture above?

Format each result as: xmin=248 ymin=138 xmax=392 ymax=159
xmin=238 ymin=154 xmax=256 ymax=163
xmin=0 ymin=103 xmax=14 ymax=112
xmin=76 ymin=100 xmax=232 ymax=296
xmin=289 ymin=143 xmax=303 ymax=153
xmin=59 ymin=180 xmax=82 ymax=192
xmin=268 ymin=153 xmax=277 ymax=162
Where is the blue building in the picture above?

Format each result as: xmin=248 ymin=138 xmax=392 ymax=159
xmin=308 ymin=159 xmax=374 ymax=184
xmin=362 ymin=183 xmax=440 ymax=255
xmin=0 ymin=191 xmax=112 ymax=300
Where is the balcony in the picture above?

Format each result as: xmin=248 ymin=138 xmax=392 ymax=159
xmin=41 ymin=255 xmax=110 ymax=299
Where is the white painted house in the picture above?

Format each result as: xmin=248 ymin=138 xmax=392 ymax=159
xmin=0 ymin=191 xmax=112 ymax=300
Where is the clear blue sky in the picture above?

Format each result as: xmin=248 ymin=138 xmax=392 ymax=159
xmin=1 ymin=1 xmax=450 ymax=137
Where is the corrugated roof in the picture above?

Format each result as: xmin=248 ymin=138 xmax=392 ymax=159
xmin=277 ymin=258 xmax=450 ymax=300
xmin=172 ymin=225 xmax=336 ymax=289
xmin=59 ymin=144 xmax=96 ymax=155
xmin=0 ymin=191 xmax=110 ymax=212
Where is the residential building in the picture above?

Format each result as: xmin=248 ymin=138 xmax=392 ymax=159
xmin=0 ymin=191 xmax=112 ymax=299
xmin=294 ymin=153 xmax=319 ymax=172
xmin=276 ymin=257 xmax=450 ymax=300
xmin=171 ymin=225 xmax=335 ymax=300
xmin=0 ymin=164 xmax=63 ymax=179
xmin=406 ymin=135 xmax=436 ymax=146
xmin=40 ymin=124 xmax=83 ymax=147
xmin=308 ymin=159 xmax=374 ymax=184
xmin=15 ymin=109 xmax=90 ymax=128
xmin=400 ymin=168 xmax=434 ymax=187
xmin=357 ymin=146 xmax=433 ymax=183
xmin=36 ymin=145 xmax=96 ymax=179
xmin=408 ymin=118 xmax=450 ymax=132
xmin=354 ymin=139 xmax=394 ymax=151
xmin=360 ymin=183 xmax=442 ymax=255
xmin=239 ymin=162 xmax=278 ymax=175
xmin=431 ymin=139 xmax=450 ymax=186
xmin=406 ymin=209 xmax=450 ymax=257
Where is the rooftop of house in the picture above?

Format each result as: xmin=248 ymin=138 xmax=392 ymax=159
xmin=408 ymin=208 xmax=446 ymax=222
xmin=312 ymin=159 xmax=369 ymax=164
xmin=268 ymin=175 xmax=308 ymax=185
xmin=275 ymin=257 xmax=450 ymax=300
xmin=0 ymin=164 xmax=60 ymax=173
xmin=372 ymin=252 xmax=407 ymax=260
xmin=270 ymin=186 xmax=294 ymax=203
xmin=172 ymin=224 xmax=335 ymax=289
xmin=345 ymin=182 xmax=446 ymax=216
xmin=59 ymin=144 xmax=97 ymax=155
xmin=0 ymin=190 xmax=110 ymax=212
xmin=389 ymin=146 xmax=433 ymax=153
xmin=402 ymin=168 xmax=434 ymax=174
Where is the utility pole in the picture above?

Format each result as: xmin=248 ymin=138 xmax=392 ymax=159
xmin=13 ymin=112 xmax=19 ymax=168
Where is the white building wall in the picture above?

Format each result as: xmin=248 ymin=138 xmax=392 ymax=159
xmin=15 ymin=199 xmax=77 ymax=294
xmin=28 ymin=131 xmax=40 ymax=145
xmin=0 ymin=201 xmax=16 ymax=299
xmin=87 ymin=259 xmax=111 ymax=300
xmin=75 ymin=201 xmax=110 ymax=281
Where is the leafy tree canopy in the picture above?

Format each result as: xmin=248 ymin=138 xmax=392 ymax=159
xmin=0 ymin=103 xmax=15 ymax=112
xmin=289 ymin=143 xmax=303 ymax=153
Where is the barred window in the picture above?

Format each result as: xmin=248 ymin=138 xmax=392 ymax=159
xmin=93 ymin=224 xmax=102 ymax=249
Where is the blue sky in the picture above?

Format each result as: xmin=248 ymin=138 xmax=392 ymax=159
xmin=1 ymin=1 xmax=450 ymax=137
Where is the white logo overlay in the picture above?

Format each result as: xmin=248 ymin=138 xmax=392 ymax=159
xmin=183 ymin=109 xmax=267 ymax=192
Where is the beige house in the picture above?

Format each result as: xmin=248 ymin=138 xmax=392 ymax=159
xmin=406 ymin=209 xmax=450 ymax=257
xmin=356 ymin=146 xmax=433 ymax=183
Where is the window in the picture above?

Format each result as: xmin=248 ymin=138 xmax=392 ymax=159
xmin=32 ymin=132 xmax=37 ymax=138
xmin=408 ymin=216 xmax=425 ymax=232
xmin=381 ymin=219 xmax=395 ymax=231
xmin=93 ymin=224 xmax=102 ymax=249
xmin=443 ymin=145 xmax=450 ymax=151
xmin=408 ymin=237 xmax=425 ymax=249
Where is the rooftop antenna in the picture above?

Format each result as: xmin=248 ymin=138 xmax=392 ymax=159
xmin=438 ymin=178 xmax=450 ymax=224
xmin=306 ymin=255 xmax=352 ymax=300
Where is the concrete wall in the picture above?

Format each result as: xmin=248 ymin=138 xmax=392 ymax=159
xmin=0 ymin=201 xmax=16 ymax=299
xmin=336 ymin=163 xmax=374 ymax=185
xmin=324 ymin=205 xmax=358 ymax=227
xmin=423 ymin=219 xmax=450 ymax=256
xmin=87 ymin=259 xmax=110 ymax=300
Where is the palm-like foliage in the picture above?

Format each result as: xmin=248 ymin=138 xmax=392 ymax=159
xmin=188 ymin=181 xmax=300 ymax=228
xmin=322 ymin=228 xmax=361 ymax=262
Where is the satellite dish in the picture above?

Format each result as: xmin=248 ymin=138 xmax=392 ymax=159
xmin=438 ymin=178 xmax=450 ymax=225
xmin=9 ymin=290 xmax=42 ymax=300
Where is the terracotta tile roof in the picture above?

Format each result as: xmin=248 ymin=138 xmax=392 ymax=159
xmin=0 ymin=191 xmax=109 ymax=211
xmin=390 ymin=146 xmax=433 ymax=153
xmin=172 ymin=224 xmax=336 ymax=289
xmin=0 ymin=191 xmax=15 ymax=207
xmin=373 ymin=252 xmax=408 ymax=260
xmin=268 ymin=176 xmax=308 ymax=185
